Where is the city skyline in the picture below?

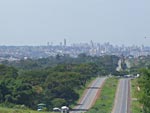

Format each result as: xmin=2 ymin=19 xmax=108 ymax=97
xmin=0 ymin=0 xmax=150 ymax=46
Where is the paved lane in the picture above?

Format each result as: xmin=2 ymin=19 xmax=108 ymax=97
xmin=112 ymin=79 xmax=130 ymax=113
xmin=71 ymin=77 xmax=106 ymax=113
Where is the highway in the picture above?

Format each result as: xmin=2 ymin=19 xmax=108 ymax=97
xmin=71 ymin=77 xmax=106 ymax=113
xmin=112 ymin=78 xmax=130 ymax=113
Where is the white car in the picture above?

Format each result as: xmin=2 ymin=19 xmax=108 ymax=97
xmin=37 ymin=108 xmax=42 ymax=111
xmin=53 ymin=107 xmax=61 ymax=112
xmin=61 ymin=106 xmax=69 ymax=113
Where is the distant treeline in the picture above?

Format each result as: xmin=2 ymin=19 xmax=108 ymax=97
xmin=0 ymin=54 xmax=119 ymax=110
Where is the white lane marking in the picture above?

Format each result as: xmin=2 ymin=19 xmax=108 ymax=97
xmin=125 ymin=79 xmax=129 ymax=113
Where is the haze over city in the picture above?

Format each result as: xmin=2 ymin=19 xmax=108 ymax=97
xmin=0 ymin=0 xmax=150 ymax=46
xmin=1 ymin=1 xmax=150 ymax=113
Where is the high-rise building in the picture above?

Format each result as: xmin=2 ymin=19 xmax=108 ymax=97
xmin=64 ymin=39 xmax=66 ymax=46
xmin=47 ymin=42 xmax=50 ymax=46
xmin=90 ymin=40 xmax=94 ymax=48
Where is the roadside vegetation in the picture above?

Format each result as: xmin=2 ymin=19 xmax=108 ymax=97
xmin=131 ymin=78 xmax=142 ymax=113
xmin=0 ymin=54 xmax=119 ymax=111
xmin=86 ymin=77 xmax=118 ymax=113
xmin=137 ymin=68 xmax=150 ymax=113
xmin=127 ymin=56 xmax=150 ymax=113
xmin=0 ymin=107 xmax=51 ymax=113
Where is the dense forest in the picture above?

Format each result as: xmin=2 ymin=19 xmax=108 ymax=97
xmin=1 ymin=54 xmax=150 ymax=112
xmin=0 ymin=54 xmax=119 ymax=110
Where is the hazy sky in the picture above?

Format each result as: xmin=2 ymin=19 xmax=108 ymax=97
xmin=0 ymin=0 xmax=150 ymax=46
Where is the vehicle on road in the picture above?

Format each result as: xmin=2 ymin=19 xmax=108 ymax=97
xmin=61 ymin=106 xmax=69 ymax=113
xmin=37 ymin=103 xmax=47 ymax=111
xmin=53 ymin=107 xmax=61 ymax=112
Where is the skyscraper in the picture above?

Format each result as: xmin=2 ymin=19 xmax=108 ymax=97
xmin=64 ymin=39 xmax=66 ymax=46
xmin=47 ymin=42 xmax=50 ymax=46
xmin=90 ymin=40 xmax=94 ymax=48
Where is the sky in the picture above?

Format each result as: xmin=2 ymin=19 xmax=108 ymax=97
xmin=0 ymin=0 xmax=150 ymax=46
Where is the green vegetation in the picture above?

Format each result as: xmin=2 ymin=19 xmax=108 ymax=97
xmin=0 ymin=107 xmax=51 ymax=113
xmin=127 ymin=56 xmax=150 ymax=112
xmin=87 ymin=77 xmax=118 ymax=113
xmin=0 ymin=64 xmax=96 ymax=110
xmin=129 ymin=56 xmax=150 ymax=74
xmin=131 ymin=79 xmax=142 ymax=113
xmin=138 ymin=69 xmax=150 ymax=113
xmin=0 ymin=55 xmax=119 ymax=111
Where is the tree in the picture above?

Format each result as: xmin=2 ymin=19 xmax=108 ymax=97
xmin=138 ymin=69 xmax=150 ymax=113
xmin=51 ymin=98 xmax=67 ymax=108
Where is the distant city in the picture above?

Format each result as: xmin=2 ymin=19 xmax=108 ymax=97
xmin=0 ymin=39 xmax=150 ymax=61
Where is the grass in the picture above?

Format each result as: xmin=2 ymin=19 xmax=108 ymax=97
xmin=0 ymin=107 xmax=53 ymax=113
xmin=86 ymin=77 xmax=118 ymax=113
xmin=131 ymin=78 xmax=142 ymax=113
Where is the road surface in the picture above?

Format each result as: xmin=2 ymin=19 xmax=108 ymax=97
xmin=71 ymin=77 xmax=106 ymax=113
xmin=112 ymin=78 xmax=130 ymax=113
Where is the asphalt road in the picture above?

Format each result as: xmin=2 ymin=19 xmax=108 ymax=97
xmin=71 ymin=77 xmax=106 ymax=113
xmin=112 ymin=78 xmax=130 ymax=113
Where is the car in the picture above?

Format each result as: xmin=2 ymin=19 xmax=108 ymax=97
xmin=124 ymin=75 xmax=131 ymax=78
xmin=37 ymin=103 xmax=47 ymax=111
xmin=53 ymin=107 xmax=61 ymax=112
xmin=61 ymin=106 xmax=69 ymax=113
xmin=37 ymin=108 xmax=42 ymax=111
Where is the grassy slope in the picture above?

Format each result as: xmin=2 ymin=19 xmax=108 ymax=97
xmin=131 ymin=78 xmax=142 ymax=113
xmin=0 ymin=107 xmax=52 ymax=113
xmin=87 ymin=77 xmax=118 ymax=113
xmin=0 ymin=108 xmax=50 ymax=113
